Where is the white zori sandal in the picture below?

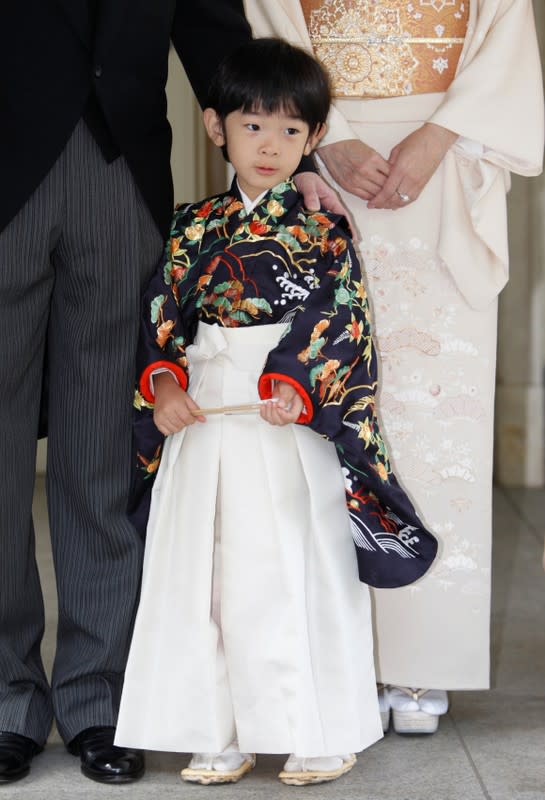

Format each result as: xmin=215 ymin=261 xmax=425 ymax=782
xmin=180 ymin=749 xmax=256 ymax=785
xmin=278 ymin=754 xmax=356 ymax=786
xmin=389 ymin=687 xmax=449 ymax=734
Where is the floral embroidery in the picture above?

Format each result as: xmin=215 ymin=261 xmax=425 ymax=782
xmin=131 ymin=181 xmax=437 ymax=587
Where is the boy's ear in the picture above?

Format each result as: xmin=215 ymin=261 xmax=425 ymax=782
xmin=203 ymin=108 xmax=225 ymax=147
xmin=304 ymin=122 xmax=327 ymax=155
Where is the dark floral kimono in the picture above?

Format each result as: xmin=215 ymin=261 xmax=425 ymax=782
xmin=130 ymin=179 xmax=437 ymax=588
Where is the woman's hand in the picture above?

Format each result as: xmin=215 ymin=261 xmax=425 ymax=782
xmin=317 ymin=139 xmax=391 ymax=200
xmin=152 ymin=372 xmax=205 ymax=435
xmin=260 ymin=381 xmax=304 ymax=426
xmin=368 ymin=123 xmax=458 ymax=210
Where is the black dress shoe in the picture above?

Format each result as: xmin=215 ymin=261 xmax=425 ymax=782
xmin=67 ymin=725 xmax=145 ymax=784
xmin=0 ymin=732 xmax=42 ymax=783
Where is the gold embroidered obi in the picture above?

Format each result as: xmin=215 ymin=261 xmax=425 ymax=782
xmin=300 ymin=0 xmax=469 ymax=97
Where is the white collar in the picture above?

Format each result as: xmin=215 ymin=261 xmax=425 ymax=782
xmin=237 ymin=181 xmax=268 ymax=214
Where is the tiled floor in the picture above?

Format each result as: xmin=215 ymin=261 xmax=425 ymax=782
xmin=6 ymin=479 xmax=545 ymax=798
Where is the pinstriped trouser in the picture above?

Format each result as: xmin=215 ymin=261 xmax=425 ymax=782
xmin=0 ymin=120 xmax=163 ymax=745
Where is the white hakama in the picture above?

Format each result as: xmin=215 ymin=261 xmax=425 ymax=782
xmin=116 ymin=322 xmax=383 ymax=756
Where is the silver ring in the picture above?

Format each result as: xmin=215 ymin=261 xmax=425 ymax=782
xmin=396 ymin=190 xmax=410 ymax=203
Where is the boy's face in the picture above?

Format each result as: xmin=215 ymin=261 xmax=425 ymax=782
xmin=203 ymin=107 xmax=325 ymax=200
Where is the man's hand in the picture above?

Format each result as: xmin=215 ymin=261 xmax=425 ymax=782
xmin=368 ymin=123 xmax=458 ymax=210
xmin=260 ymin=381 xmax=304 ymax=426
xmin=317 ymin=139 xmax=390 ymax=200
xmin=293 ymin=171 xmax=347 ymax=215
xmin=152 ymin=372 xmax=205 ymax=435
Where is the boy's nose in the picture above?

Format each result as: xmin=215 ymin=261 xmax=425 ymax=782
xmin=259 ymin=138 xmax=279 ymax=156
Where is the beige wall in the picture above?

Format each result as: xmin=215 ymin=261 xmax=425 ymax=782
xmin=495 ymin=0 xmax=545 ymax=487
xmin=167 ymin=48 xmax=228 ymax=203
xmin=166 ymin=48 xmax=207 ymax=204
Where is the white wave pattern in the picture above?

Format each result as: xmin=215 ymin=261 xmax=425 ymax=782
xmin=349 ymin=511 xmax=420 ymax=559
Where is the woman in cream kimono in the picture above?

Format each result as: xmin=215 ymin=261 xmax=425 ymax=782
xmin=243 ymin=0 xmax=544 ymax=732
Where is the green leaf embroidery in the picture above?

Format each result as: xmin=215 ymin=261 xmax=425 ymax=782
xmin=213 ymin=296 xmax=233 ymax=311
xmin=335 ymin=287 xmax=351 ymax=306
xmin=229 ymin=310 xmax=253 ymax=324
xmin=150 ymin=294 xmax=166 ymax=324
xmin=247 ymin=297 xmax=273 ymax=313
xmin=275 ymin=231 xmax=301 ymax=251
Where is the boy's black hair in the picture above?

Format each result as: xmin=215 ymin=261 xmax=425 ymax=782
xmin=206 ymin=37 xmax=331 ymax=135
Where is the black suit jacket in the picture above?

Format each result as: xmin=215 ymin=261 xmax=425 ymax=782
xmin=0 ymin=0 xmax=251 ymax=238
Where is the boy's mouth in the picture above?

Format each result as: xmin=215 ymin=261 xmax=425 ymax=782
xmin=255 ymin=166 xmax=277 ymax=175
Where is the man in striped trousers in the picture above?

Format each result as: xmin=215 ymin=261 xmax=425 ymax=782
xmin=0 ymin=0 xmax=252 ymax=785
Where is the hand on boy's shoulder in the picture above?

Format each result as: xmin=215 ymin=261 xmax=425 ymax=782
xmin=293 ymin=172 xmax=356 ymax=240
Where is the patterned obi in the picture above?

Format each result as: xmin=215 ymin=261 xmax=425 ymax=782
xmin=300 ymin=0 xmax=469 ymax=97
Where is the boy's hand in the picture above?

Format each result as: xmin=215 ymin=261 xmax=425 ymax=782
xmin=260 ymin=381 xmax=304 ymax=427
xmin=152 ymin=372 xmax=205 ymax=435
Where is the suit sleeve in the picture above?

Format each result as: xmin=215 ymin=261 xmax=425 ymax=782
xmin=170 ymin=0 xmax=252 ymax=107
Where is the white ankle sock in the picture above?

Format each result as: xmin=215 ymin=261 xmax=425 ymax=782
xmin=282 ymin=754 xmax=352 ymax=773
xmin=187 ymin=743 xmax=252 ymax=773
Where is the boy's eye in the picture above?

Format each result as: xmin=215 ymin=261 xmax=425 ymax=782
xmin=245 ymin=123 xmax=260 ymax=132
xmin=285 ymin=127 xmax=300 ymax=136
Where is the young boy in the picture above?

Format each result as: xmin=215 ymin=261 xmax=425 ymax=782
xmin=115 ymin=38 xmax=436 ymax=786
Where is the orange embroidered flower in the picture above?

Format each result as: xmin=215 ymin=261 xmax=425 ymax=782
xmin=145 ymin=457 xmax=160 ymax=474
xmin=319 ymin=234 xmax=330 ymax=255
xmin=374 ymin=462 xmax=388 ymax=482
xmin=156 ymin=319 xmax=175 ymax=348
xmin=310 ymin=319 xmax=329 ymax=341
xmin=319 ymin=360 xmax=340 ymax=383
xmin=311 ymin=212 xmax=334 ymax=228
xmin=195 ymin=200 xmax=214 ymax=218
xmin=287 ymin=225 xmax=309 ymax=243
xmin=328 ymin=237 xmax=347 ymax=256
xmin=225 ymin=200 xmax=244 ymax=216
xmin=347 ymin=315 xmax=364 ymax=343
xmin=223 ymin=280 xmax=244 ymax=300
xmin=171 ymin=265 xmax=186 ymax=282
xmin=205 ymin=255 xmax=221 ymax=273
xmin=249 ymin=220 xmax=269 ymax=236
xmin=137 ymin=448 xmax=161 ymax=474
